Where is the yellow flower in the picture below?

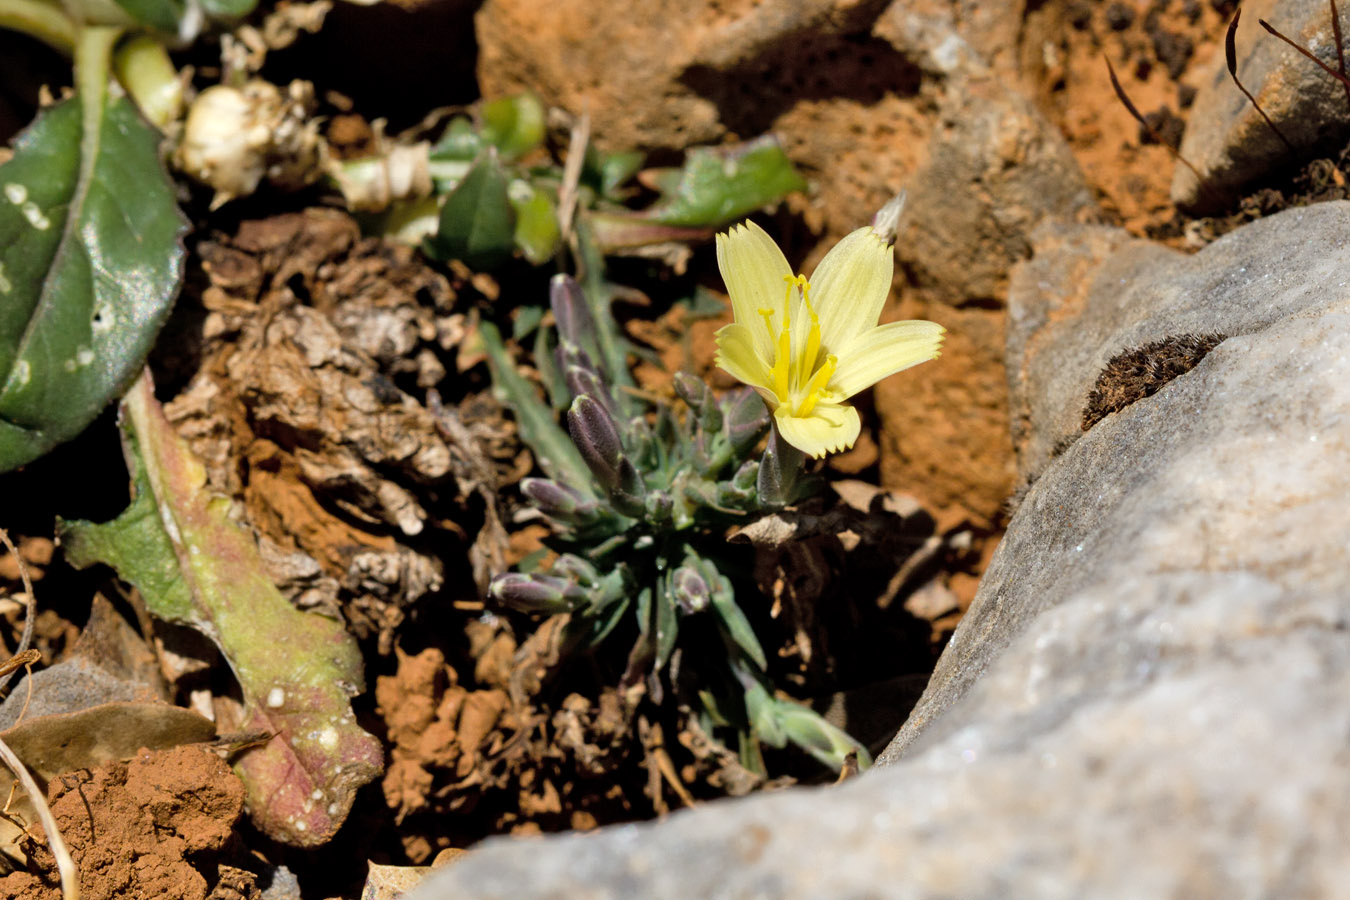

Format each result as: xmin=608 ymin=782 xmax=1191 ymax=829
xmin=713 ymin=220 xmax=944 ymax=458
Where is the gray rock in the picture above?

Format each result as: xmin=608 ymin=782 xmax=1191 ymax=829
xmin=1003 ymin=201 xmax=1350 ymax=484
xmin=1174 ymin=0 xmax=1350 ymax=212
xmin=408 ymin=204 xmax=1350 ymax=898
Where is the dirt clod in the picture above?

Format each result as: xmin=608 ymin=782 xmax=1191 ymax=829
xmin=0 ymin=745 xmax=247 ymax=900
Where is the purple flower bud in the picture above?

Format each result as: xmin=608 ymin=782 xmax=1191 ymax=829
xmin=568 ymin=395 xmax=646 ymax=516
xmin=670 ymin=565 xmax=710 ymax=615
xmin=565 ymin=366 xmax=614 ymax=414
xmin=490 ymin=572 xmax=583 ymax=614
xmin=521 ymin=478 xmax=594 ymax=518
xmin=549 ymin=274 xmax=595 ymax=346
xmin=673 ymin=372 xmax=709 ymax=410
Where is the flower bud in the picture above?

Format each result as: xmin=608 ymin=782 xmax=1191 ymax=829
xmin=565 ymin=365 xmax=614 ymax=415
xmin=549 ymin=274 xmax=595 ymax=346
xmin=490 ymin=572 xmax=584 ymax=614
xmin=699 ymin=397 xmax=724 ymax=435
xmin=521 ymin=478 xmax=597 ymax=519
xmin=567 ymin=395 xmax=647 ymax=517
xmin=551 ymin=553 xmax=600 ymax=587
xmin=645 ymin=489 xmax=673 ymax=524
xmin=673 ymin=372 xmax=709 ymax=410
xmin=670 ymin=565 xmax=710 ymax=615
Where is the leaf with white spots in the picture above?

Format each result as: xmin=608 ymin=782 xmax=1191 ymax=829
xmin=0 ymin=91 xmax=187 ymax=471
xmin=60 ymin=373 xmax=383 ymax=846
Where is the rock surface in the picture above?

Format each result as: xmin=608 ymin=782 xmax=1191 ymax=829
xmin=407 ymin=202 xmax=1350 ymax=900
xmin=1003 ymin=201 xmax=1350 ymax=483
xmin=1174 ymin=0 xmax=1350 ymax=211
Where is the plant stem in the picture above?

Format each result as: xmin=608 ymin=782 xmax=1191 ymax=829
xmin=113 ymin=34 xmax=181 ymax=128
xmin=0 ymin=0 xmax=75 ymax=52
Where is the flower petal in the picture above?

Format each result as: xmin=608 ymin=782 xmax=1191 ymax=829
xmin=716 ymin=220 xmax=793 ymax=360
xmin=773 ymin=402 xmax=861 ymax=459
xmin=830 ymin=320 xmax=945 ymax=399
xmin=715 ymin=322 xmax=775 ymax=395
xmin=807 ymin=226 xmax=894 ymax=351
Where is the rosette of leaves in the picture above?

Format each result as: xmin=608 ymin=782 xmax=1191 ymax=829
xmin=337 ymin=93 xmax=808 ymax=273
xmin=481 ymin=273 xmax=868 ymax=773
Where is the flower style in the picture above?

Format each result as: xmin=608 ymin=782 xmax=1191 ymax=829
xmin=713 ymin=220 xmax=944 ymax=458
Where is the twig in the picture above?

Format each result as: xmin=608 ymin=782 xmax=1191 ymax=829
xmin=1105 ymin=56 xmax=1220 ymax=205
xmin=556 ymin=109 xmax=590 ymax=262
xmin=0 ymin=528 xmax=36 ymax=696
xmin=0 ymin=735 xmax=80 ymax=900
xmin=1330 ymin=0 xmax=1350 ymax=114
xmin=1259 ymin=15 xmax=1350 ymax=93
xmin=1227 ymin=10 xmax=1296 ymax=152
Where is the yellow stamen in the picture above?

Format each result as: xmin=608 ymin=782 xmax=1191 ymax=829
xmin=799 ymin=279 xmax=821 ymax=382
xmin=794 ymin=354 xmax=837 ymax=418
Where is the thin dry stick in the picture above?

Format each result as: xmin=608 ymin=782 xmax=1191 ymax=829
xmin=1226 ymin=10 xmax=1297 ymax=152
xmin=556 ymin=109 xmax=591 ymax=256
xmin=1105 ymin=56 xmax=1210 ymax=187
xmin=1259 ymin=16 xmax=1350 ymax=92
xmin=1329 ymin=0 xmax=1350 ymax=113
xmin=0 ymin=649 xmax=41 ymax=727
xmin=0 ymin=528 xmax=36 ymax=697
xmin=0 ymin=735 xmax=80 ymax=900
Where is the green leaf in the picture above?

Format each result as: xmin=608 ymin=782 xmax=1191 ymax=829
xmin=422 ymin=150 xmax=517 ymax=271
xmin=198 ymin=0 xmax=257 ymax=19
xmin=109 ymin=0 xmax=184 ymax=31
xmin=429 ymin=117 xmax=483 ymax=162
xmin=479 ymin=93 xmax=545 ymax=162
xmin=478 ymin=320 xmax=597 ymax=496
xmin=708 ymin=567 xmax=766 ymax=671
xmin=61 ymin=374 xmax=383 ymax=847
xmin=583 ymin=147 xmax=645 ymax=198
xmin=642 ymin=136 xmax=807 ymax=227
xmin=0 ymin=92 xmax=187 ymax=472
xmin=509 ymin=181 xmax=560 ymax=265
xmin=774 ymin=702 xmax=871 ymax=771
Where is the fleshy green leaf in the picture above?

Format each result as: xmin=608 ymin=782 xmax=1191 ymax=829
xmin=0 ymin=93 xmax=187 ymax=472
xmin=708 ymin=568 xmax=767 ymax=671
xmin=60 ymin=373 xmax=383 ymax=847
xmin=642 ymin=136 xmax=807 ymax=227
xmin=509 ymin=181 xmax=561 ymax=265
xmin=423 ymin=150 xmax=517 ymax=270
xmin=429 ymin=117 xmax=483 ymax=162
xmin=479 ymin=93 xmax=545 ymax=162
xmin=198 ymin=0 xmax=258 ymax=19
xmin=582 ymin=146 xmax=645 ymax=198
xmin=109 ymin=0 xmax=185 ymax=31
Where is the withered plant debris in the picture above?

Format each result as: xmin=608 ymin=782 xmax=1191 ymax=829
xmin=0 ymin=595 xmax=166 ymax=730
xmin=163 ymin=208 xmax=514 ymax=653
xmin=61 ymin=373 xmax=384 ymax=847
xmin=1082 ymin=333 xmax=1227 ymax=431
